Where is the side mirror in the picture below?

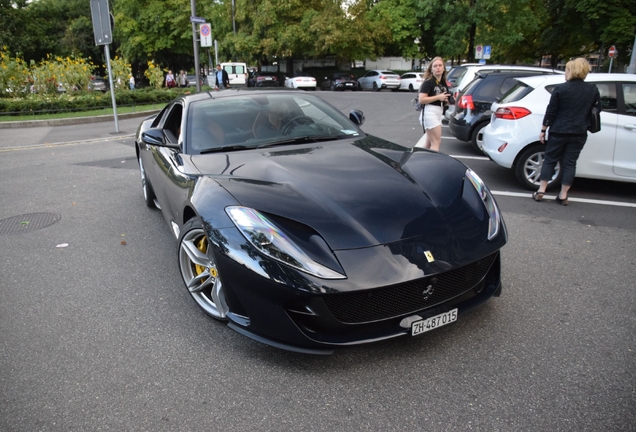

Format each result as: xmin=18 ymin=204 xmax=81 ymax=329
xmin=349 ymin=110 xmax=365 ymax=126
xmin=141 ymin=128 xmax=165 ymax=146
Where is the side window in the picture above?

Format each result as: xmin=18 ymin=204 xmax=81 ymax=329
xmin=224 ymin=66 xmax=232 ymax=74
xmin=622 ymin=83 xmax=636 ymax=116
xmin=163 ymin=104 xmax=183 ymax=143
xmin=235 ymin=65 xmax=245 ymax=74
xmin=594 ymin=82 xmax=617 ymax=113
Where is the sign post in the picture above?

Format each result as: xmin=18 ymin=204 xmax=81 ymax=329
xmin=608 ymin=45 xmax=617 ymax=73
xmin=200 ymin=24 xmax=212 ymax=47
xmin=483 ymin=45 xmax=491 ymax=60
xmin=475 ymin=45 xmax=483 ymax=60
xmin=90 ymin=0 xmax=119 ymax=133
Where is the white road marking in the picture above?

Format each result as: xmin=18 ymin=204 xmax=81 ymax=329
xmin=491 ymin=191 xmax=636 ymax=208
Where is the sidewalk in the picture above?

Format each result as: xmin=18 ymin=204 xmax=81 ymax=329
xmin=0 ymin=110 xmax=159 ymax=150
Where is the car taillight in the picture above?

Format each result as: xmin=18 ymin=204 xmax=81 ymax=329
xmin=380 ymin=76 xmax=387 ymax=79
xmin=494 ymin=107 xmax=531 ymax=120
xmin=458 ymin=95 xmax=474 ymax=110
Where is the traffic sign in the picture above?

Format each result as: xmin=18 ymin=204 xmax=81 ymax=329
xmin=475 ymin=45 xmax=483 ymax=60
xmin=200 ymin=24 xmax=212 ymax=47
xmin=608 ymin=45 xmax=617 ymax=58
xmin=190 ymin=16 xmax=206 ymax=24
xmin=483 ymin=45 xmax=491 ymax=60
xmin=90 ymin=0 xmax=112 ymax=45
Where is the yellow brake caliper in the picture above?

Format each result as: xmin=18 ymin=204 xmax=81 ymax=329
xmin=194 ymin=236 xmax=217 ymax=282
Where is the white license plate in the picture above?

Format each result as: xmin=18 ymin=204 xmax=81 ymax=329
xmin=346 ymin=83 xmax=353 ymax=86
xmin=411 ymin=309 xmax=458 ymax=336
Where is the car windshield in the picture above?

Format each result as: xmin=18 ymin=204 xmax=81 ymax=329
xmin=186 ymin=94 xmax=362 ymax=154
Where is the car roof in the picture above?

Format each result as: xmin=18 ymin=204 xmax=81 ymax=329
xmin=515 ymin=72 xmax=636 ymax=88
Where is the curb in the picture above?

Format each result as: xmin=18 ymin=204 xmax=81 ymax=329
xmin=0 ymin=109 xmax=161 ymax=129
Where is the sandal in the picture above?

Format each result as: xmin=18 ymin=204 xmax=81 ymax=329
xmin=532 ymin=191 xmax=545 ymax=202
xmin=555 ymin=195 xmax=569 ymax=206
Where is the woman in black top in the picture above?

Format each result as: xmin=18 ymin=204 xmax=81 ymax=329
xmin=417 ymin=56 xmax=451 ymax=151
xmin=533 ymin=58 xmax=600 ymax=205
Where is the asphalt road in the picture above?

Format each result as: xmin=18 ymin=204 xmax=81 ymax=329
xmin=1 ymin=90 xmax=635 ymax=431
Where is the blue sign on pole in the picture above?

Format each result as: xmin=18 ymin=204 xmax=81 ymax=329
xmin=483 ymin=45 xmax=492 ymax=60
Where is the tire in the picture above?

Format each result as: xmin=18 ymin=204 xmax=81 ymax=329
xmin=138 ymin=155 xmax=156 ymax=208
xmin=330 ymin=84 xmax=336 ymax=91
xmin=178 ymin=218 xmax=229 ymax=320
xmin=408 ymin=84 xmax=414 ymax=92
xmin=514 ymin=144 xmax=562 ymax=190
xmin=372 ymin=82 xmax=379 ymax=92
xmin=470 ymin=123 xmax=488 ymax=154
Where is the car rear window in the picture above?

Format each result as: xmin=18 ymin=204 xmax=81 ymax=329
xmin=500 ymin=82 xmax=534 ymax=103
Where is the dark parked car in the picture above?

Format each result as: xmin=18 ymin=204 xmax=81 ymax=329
xmin=449 ymin=70 xmax=560 ymax=152
xmin=319 ymin=73 xmax=361 ymax=91
xmin=135 ymin=90 xmax=507 ymax=354
xmin=247 ymin=71 xmax=281 ymax=87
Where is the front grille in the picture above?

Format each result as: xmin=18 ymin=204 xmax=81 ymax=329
xmin=322 ymin=252 xmax=498 ymax=324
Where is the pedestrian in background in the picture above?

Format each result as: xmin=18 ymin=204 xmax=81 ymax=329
xmin=533 ymin=58 xmax=600 ymax=205
xmin=178 ymin=70 xmax=188 ymax=88
xmin=129 ymin=75 xmax=135 ymax=90
xmin=416 ymin=56 xmax=450 ymax=152
xmin=165 ymin=70 xmax=176 ymax=88
xmin=215 ymin=64 xmax=230 ymax=90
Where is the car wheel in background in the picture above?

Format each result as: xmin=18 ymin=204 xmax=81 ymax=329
xmin=471 ymin=123 xmax=488 ymax=154
xmin=138 ymin=156 xmax=156 ymax=208
xmin=409 ymin=84 xmax=414 ymax=92
xmin=514 ymin=144 xmax=562 ymax=190
xmin=372 ymin=82 xmax=379 ymax=92
xmin=178 ymin=218 xmax=229 ymax=320
xmin=330 ymin=84 xmax=336 ymax=91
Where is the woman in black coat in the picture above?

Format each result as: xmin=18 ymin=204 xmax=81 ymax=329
xmin=533 ymin=58 xmax=600 ymax=205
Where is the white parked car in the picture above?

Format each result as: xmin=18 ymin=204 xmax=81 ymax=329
xmin=398 ymin=72 xmax=424 ymax=92
xmin=481 ymin=73 xmax=636 ymax=190
xmin=358 ymin=70 xmax=400 ymax=91
xmin=284 ymin=75 xmax=317 ymax=90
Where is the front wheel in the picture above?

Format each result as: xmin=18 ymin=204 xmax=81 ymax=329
xmin=178 ymin=218 xmax=229 ymax=320
xmin=138 ymin=155 xmax=156 ymax=208
xmin=514 ymin=144 xmax=561 ymax=190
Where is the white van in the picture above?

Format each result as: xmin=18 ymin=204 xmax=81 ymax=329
xmin=220 ymin=62 xmax=248 ymax=86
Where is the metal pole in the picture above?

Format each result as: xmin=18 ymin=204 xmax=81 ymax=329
xmin=190 ymin=0 xmax=201 ymax=92
xmin=232 ymin=0 xmax=236 ymax=35
xmin=609 ymin=57 xmax=614 ymax=73
xmin=104 ymin=44 xmax=119 ymax=133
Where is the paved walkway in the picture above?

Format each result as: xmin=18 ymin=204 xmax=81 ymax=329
xmin=0 ymin=110 xmax=159 ymax=150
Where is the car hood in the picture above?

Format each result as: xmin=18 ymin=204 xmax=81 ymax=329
xmin=190 ymin=136 xmax=485 ymax=251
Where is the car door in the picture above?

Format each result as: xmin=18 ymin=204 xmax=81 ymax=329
xmin=577 ymin=82 xmax=618 ymax=180
xmin=614 ymin=82 xmax=636 ymax=178
xmin=360 ymin=71 xmax=376 ymax=89
xmin=144 ymin=103 xmax=191 ymax=223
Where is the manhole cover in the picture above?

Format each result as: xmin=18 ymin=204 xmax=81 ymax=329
xmin=0 ymin=212 xmax=61 ymax=235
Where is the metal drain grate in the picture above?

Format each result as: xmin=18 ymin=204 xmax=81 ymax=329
xmin=0 ymin=213 xmax=61 ymax=235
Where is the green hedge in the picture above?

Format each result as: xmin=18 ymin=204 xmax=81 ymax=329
xmin=0 ymin=87 xmax=203 ymax=115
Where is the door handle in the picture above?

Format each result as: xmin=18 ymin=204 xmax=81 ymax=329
xmin=624 ymin=125 xmax=636 ymax=130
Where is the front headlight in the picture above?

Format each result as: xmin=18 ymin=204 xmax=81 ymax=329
xmin=465 ymin=169 xmax=501 ymax=240
xmin=226 ymin=206 xmax=346 ymax=280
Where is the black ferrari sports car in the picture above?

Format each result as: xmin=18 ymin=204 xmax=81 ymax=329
xmin=135 ymin=90 xmax=507 ymax=354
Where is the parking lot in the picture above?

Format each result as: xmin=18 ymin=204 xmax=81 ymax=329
xmin=1 ymin=90 xmax=635 ymax=431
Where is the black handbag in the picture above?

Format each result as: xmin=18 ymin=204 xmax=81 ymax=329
xmin=587 ymin=102 xmax=601 ymax=133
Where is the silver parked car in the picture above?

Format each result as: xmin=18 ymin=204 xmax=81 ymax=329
xmin=358 ymin=70 xmax=401 ymax=91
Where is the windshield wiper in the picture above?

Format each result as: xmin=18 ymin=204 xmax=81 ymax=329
xmin=257 ymin=135 xmax=343 ymax=148
xmin=199 ymin=144 xmax=257 ymax=154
